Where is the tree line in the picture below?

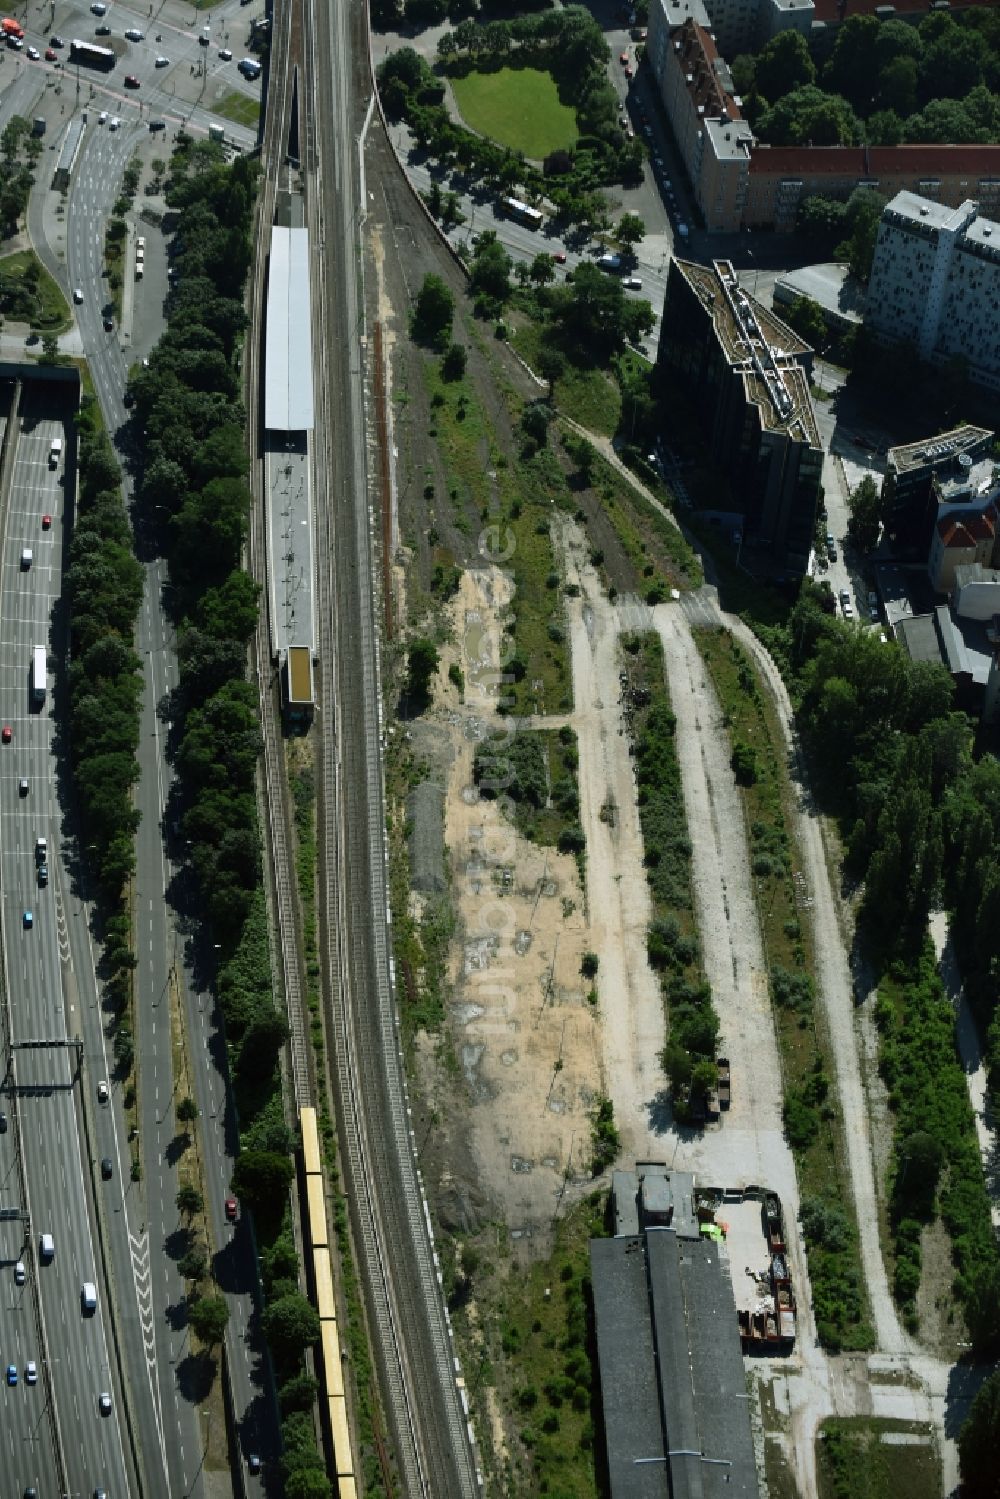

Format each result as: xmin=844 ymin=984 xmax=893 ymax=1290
xmin=733 ymin=10 xmax=1000 ymax=147
xmin=129 ymin=137 xmax=328 ymax=1496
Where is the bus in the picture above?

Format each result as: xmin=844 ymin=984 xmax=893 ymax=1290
xmin=31 ymin=647 xmax=46 ymax=705
xmin=501 ymin=196 xmax=543 ymax=230
xmin=69 ymin=38 xmax=115 ymax=69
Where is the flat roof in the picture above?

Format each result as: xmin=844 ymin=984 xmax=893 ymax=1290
xmin=887 ymin=425 xmax=993 ymax=477
xmin=265 ymin=226 xmax=314 ymax=431
xmin=882 ymin=190 xmax=975 ymax=234
xmin=288 ymin=644 xmax=313 ymax=703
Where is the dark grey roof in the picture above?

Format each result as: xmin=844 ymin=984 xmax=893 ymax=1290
xmin=590 ymin=1238 xmax=669 ymax=1499
xmin=590 ymin=1233 xmax=760 ymax=1499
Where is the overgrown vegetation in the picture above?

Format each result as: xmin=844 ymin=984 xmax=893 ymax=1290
xmin=0 ymin=116 xmax=39 ymax=241
xmin=620 ymin=633 xmax=719 ymax=1122
xmin=446 ymin=1194 xmax=606 ymax=1498
xmin=695 ymin=626 xmax=873 ymax=1350
xmin=0 ymin=248 xmax=69 ymax=333
xmin=816 ymin=1417 xmax=940 ymax=1499
xmin=473 ymin=724 xmax=582 ymax=852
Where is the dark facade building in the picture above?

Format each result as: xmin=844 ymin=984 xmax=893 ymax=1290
xmin=659 ymin=258 xmax=823 ymax=570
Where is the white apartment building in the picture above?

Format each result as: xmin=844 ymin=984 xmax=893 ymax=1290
xmin=866 ymin=191 xmax=1000 ymax=391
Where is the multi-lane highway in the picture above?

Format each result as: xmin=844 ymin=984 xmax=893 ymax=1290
xmin=0 ymin=387 xmax=131 ymax=1498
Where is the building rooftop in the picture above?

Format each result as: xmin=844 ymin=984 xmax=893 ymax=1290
xmin=673 ymin=20 xmax=742 ymax=124
xmin=656 ymin=0 xmax=711 ymax=28
xmin=937 ymin=505 xmax=997 ymax=548
xmin=881 ymin=190 xmax=976 ymax=234
xmin=673 ymin=259 xmax=820 ymax=447
xmin=887 ymin=425 xmax=993 ymax=478
xmin=748 ymin=144 xmax=1000 ymax=181
xmin=265 ymin=226 xmax=315 ymax=431
xmin=813 ymin=0 xmax=999 ymax=21
xmin=591 ymin=1232 xmax=760 ymax=1499
xmin=954 ymin=561 xmax=1000 ymax=591
xmin=705 ymin=115 xmax=754 ymax=163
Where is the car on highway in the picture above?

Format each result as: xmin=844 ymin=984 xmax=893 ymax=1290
xmin=623 ymin=276 xmax=643 ymax=289
xmin=25 ymin=1361 xmax=36 ymax=1385
xmin=26 ymin=44 xmax=38 ymax=57
xmin=45 ymin=46 xmax=56 ymax=59
xmin=41 ymin=513 xmax=51 ymax=529
xmin=101 ymin=1157 xmax=113 ymax=1180
xmin=37 ymin=863 xmax=48 ymax=886
xmin=49 ymin=34 xmax=63 ymax=45
xmin=22 ymin=911 xmax=32 ymax=929
xmin=124 ymin=26 xmax=143 ymax=39
xmin=154 ymin=54 xmax=169 ymax=66
xmin=98 ymin=110 xmax=107 ymax=124
xmin=1 ymin=725 xmax=10 ymax=743
xmin=553 ymin=250 xmax=567 ymax=264
xmin=95 ymin=23 xmax=111 ymax=33
xmin=6 ymin=35 xmax=22 ymax=48
xmin=73 ymin=287 xmax=84 ymax=304
xmin=6 ymin=1365 xmax=16 ymax=1386
xmin=248 ymin=1455 xmax=262 ymax=1474
xmin=0 ymin=1112 xmax=7 ymax=1132
xmin=14 ymin=1261 xmax=24 ymax=1285
xmin=91 ymin=1 xmax=107 ymax=12
xmin=97 ymin=1080 xmax=109 ymax=1103
xmin=98 ymin=1392 xmax=112 ymax=1416
xmin=124 ymin=73 xmax=139 ymax=87
xmin=18 ymin=778 xmax=28 ymax=796
xmin=218 ymin=46 xmax=232 ymax=59
xmin=104 ymin=315 xmax=114 ymax=330
xmin=225 ymin=1196 xmax=238 ymax=1222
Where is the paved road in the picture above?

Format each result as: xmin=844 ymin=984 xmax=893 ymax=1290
xmin=0 ymin=388 xmax=132 ymax=1499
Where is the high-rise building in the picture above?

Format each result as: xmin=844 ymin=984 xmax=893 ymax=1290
xmin=658 ymin=259 xmax=824 ymax=569
xmin=865 ymin=191 xmax=1000 ymax=391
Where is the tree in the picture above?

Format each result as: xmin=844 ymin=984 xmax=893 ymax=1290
xmin=755 ymin=29 xmax=815 ymax=102
xmin=279 ymin=1371 xmax=320 ymax=1416
xmin=263 ymin=1291 xmax=322 ymax=1362
xmin=878 ymin=54 xmax=918 ymax=117
xmin=797 ymin=195 xmax=847 ymax=238
xmin=838 ymin=186 xmax=886 ymax=281
xmin=469 ymin=231 xmax=512 ymax=312
xmin=893 ymin=1129 xmax=943 ymax=1219
xmin=441 ymin=342 xmax=466 ymax=381
xmin=176 ymin=1183 xmax=204 ymax=1219
xmin=178 ymin=1242 xmax=208 ymax=1281
xmin=284 ymin=1469 xmax=333 ymax=1499
xmin=757 ymin=85 xmax=862 ymax=147
xmin=238 ymin=1009 xmax=290 ymax=1083
xmin=529 ymin=252 xmax=556 ymax=288
xmin=189 ymin=1292 xmax=230 ymax=1348
xmin=960 ymin=1370 xmax=1000 ymax=1493
xmin=824 ymin=14 xmax=882 ymax=111
xmin=406 ymin=637 xmax=439 ymax=712
xmin=847 ymin=474 xmax=883 ymax=552
xmin=616 ymin=212 xmax=646 ymax=253
xmin=537 ymin=345 xmax=565 ymax=400
xmin=230 ymin=1150 xmax=294 ymax=1216
xmin=177 ymin=1095 xmax=199 ymax=1123
xmin=520 ymin=402 xmax=550 ymax=454
xmin=410 ymin=273 xmax=453 ymax=350
xmin=781 ymin=294 xmax=826 ymax=349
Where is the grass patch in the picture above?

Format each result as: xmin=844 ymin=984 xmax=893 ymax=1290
xmin=624 ymin=633 xmax=717 ymax=1121
xmin=695 ymin=625 xmax=874 ymax=1352
xmin=213 ymin=89 xmax=261 ymax=129
xmin=451 ymin=65 xmax=577 ymax=160
xmin=449 ymin=1195 xmax=606 ymax=1497
xmin=421 ymin=357 xmax=571 ymax=714
xmin=511 ymin=316 xmax=621 ymax=436
xmin=876 ymin=946 xmax=996 ymax=1335
xmin=0 ymin=249 xmax=70 ymax=332
xmin=817 ymin=1417 xmax=940 ymax=1499
xmin=473 ymin=724 xmax=581 ymax=853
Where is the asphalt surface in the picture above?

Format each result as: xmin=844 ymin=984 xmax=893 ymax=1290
xmin=0 ymin=388 xmax=131 ymax=1499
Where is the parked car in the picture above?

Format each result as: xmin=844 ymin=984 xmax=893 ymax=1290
xmin=26 ymin=45 xmax=39 ymax=58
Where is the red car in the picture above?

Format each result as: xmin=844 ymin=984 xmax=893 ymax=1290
xmin=553 ymin=250 xmax=567 ymax=264
xmin=225 ymin=1196 xmax=238 ymax=1222
xmin=124 ymin=73 xmax=139 ymax=88
xmin=619 ymin=50 xmax=628 ymax=63
xmin=1 ymin=726 xmax=10 ymax=744
xmin=624 ymin=63 xmax=633 ymax=77
xmin=44 ymin=47 xmax=56 ymax=59
xmin=41 ymin=514 xmax=51 ymax=530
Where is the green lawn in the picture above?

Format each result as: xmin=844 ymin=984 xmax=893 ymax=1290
xmin=451 ymin=66 xmax=577 ymax=160
xmin=0 ymin=250 xmax=70 ymax=333
xmin=213 ymin=91 xmax=260 ymax=129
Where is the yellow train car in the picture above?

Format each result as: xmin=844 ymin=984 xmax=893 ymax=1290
xmin=306 ymin=1174 xmax=328 ymax=1250
xmin=313 ymin=1245 xmax=336 ymax=1323
xmin=329 ymin=1394 xmax=352 ymax=1479
xmin=321 ymin=1318 xmax=344 ymax=1399
xmin=338 ymin=1477 xmax=357 ymax=1499
xmin=300 ymin=1105 xmax=322 ymax=1177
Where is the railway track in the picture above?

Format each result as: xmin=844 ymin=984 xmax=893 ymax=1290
xmin=245 ymin=0 xmax=480 ymax=1491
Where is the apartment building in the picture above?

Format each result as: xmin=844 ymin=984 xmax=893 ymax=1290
xmin=658 ymin=258 xmax=823 ymax=568
xmin=865 ymin=191 xmax=1000 ymax=390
